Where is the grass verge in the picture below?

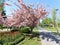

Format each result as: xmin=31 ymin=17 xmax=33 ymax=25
xmin=17 ymin=27 xmax=41 ymax=45
xmin=43 ymin=27 xmax=56 ymax=31
xmin=17 ymin=36 xmax=41 ymax=45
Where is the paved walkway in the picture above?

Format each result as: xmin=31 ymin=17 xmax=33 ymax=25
xmin=38 ymin=28 xmax=60 ymax=45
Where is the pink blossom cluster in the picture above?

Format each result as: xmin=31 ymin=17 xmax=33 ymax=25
xmin=0 ymin=0 xmax=47 ymax=28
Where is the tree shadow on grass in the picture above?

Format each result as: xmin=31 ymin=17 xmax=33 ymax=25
xmin=39 ymin=32 xmax=60 ymax=44
xmin=25 ymin=31 xmax=40 ymax=40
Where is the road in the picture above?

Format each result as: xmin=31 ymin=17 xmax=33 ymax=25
xmin=38 ymin=28 xmax=60 ymax=45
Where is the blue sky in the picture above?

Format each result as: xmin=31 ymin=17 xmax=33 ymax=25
xmin=5 ymin=0 xmax=60 ymax=18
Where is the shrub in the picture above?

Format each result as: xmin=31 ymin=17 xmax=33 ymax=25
xmin=0 ymin=25 xmax=7 ymax=29
xmin=8 ymin=35 xmax=25 ymax=45
xmin=3 ymin=34 xmax=24 ymax=45
xmin=0 ymin=31 xmax=24 ymax=45
xmin=11 ymin=26 xmax=31 ymax=33
xmin=0 ymin=25 xmax=3 ymax=29
xmin=20 ymin=26 xmax=31 ymax=33
xmin=11 ymin=27 xmax=18 ymax=31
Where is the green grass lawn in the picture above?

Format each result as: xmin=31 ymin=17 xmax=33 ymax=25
xmin=17 ymin=37 xmax=41 ymax=45
xmin=43 ymin=27 xmax=60 ymax=32
xmin=44 ymin=27 xmax=56 ymax=31
xmin=33 ymin=28 xmax=38 ymax=32
xmin=17 ymin=28 xmax=41 ymax=45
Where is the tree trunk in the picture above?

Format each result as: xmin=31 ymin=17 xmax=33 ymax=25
xmin=30 ymin=28 xmax=33 ymax=33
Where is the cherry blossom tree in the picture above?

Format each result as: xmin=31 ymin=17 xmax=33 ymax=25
xmin=4 ymin=0 xmax=48 ymax=32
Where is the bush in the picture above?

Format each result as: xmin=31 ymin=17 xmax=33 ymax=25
xmin=0 ymin=31 xmax=24 ymax=45
xmin=11 ymin=27 xmax=19 ymax=31
xmin=3 ymin=35 xmax=25 ymax=45
xmin=0 ymin=25 xmax=7 ymax=29
xmin=8 ymin=35 xmax=25 ymax=45
xmin=20 ymin=26 xmax=31 ymax=33
xmin=11 ymin=26 xmax=31 ymax=33
xmin=0 ymin=25 xmax=3 ymax=29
